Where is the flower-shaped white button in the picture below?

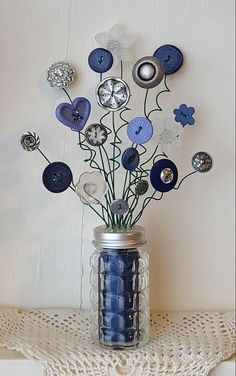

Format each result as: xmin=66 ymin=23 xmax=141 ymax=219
xmin=85 ymin=124 xmax=108 ymax=146
xmin=95 ymin=25 xmax=136 ymax=68
xmin=75 ymin=171 xmax=107 ymax=205
xmin=155 ymin=118 xmax=183 ymax=152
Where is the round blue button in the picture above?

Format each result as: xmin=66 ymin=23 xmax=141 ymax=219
xmin=122 ymin=147 xmax=140 ymax=171
xmin=150 ymin=159 xmax=178 ymax=192
xmin=42 ymin=162 xmax=73 ymax=193
xmin=88 ymin=48 xmax=113 ymax=73
xmin=153 ymin=45 xmax=183 ymax=75
xmin=127 ymin=117 xmax=153 ymax=145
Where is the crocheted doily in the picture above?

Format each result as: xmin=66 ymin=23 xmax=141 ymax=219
xmin=0 ymin=309 xmax=235 ymax=376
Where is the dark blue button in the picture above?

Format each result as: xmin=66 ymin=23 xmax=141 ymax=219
xmin=153 ymin=45 xmax=183 ymax=75
xmin=127 ymin=117 xmax=153 ymax=145
xmin=88 ymin=48 xmax=113 ymax=73
xmin=42 ymin=162 xmax=73 ymax=193
xmin=122 ymin=147 xmax=140 ymax=171
xmin=150 ymin=159 xmax=178 ymax=192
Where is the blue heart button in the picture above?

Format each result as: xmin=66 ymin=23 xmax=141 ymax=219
xmin=56 ymin=97 xmax=91 ymax=131
xmin=153 ymin=45 xmax=183 ymax=75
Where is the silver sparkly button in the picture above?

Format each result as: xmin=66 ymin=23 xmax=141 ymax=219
xmin=85 ymin=124 xmax=108 ymax=146
xmin=96 ymin=77 xmax=130 ymax=111
xmin=110 ymin=199 xmax=129 ymax=215
xmin=21 ymin=132 xmax=40 ymax=151
xmin=160 ymin=168 xmax=174 ymax=183
xmin=192 ymin=152 xmax=213 ymax=173
xmin=135 ymin=180 xmax=149 ymax=196
xmin=47 ymin=61 xmax=75 ymax=89
xmin=132 ymin=56 xmax=165 ymax=89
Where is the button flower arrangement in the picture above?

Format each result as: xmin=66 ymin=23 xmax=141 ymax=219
xmin=21 ymin=25 xmax=213 ymax=228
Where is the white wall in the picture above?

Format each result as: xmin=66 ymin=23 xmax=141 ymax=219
xmin=0 ymin=0 xmax=234 ymax=311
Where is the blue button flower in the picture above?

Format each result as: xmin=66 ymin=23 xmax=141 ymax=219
xmin=173 ymin=104 xmax=195 ymax=126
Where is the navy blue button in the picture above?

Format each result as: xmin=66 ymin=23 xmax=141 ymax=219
xmin=150 ymin=159 xmax=178 ymax=192
xmin=88 ymin=48 xmax=113 ymax=73
xmin=153 ymin=45 xmax=183 ymax=75
xmin=127 ymin=117 xmax=153 ymax=145
xmin=42 ymin=162 xmax=73 ymax=193
xmin=122 ymin=147 xmax=140 ymax=171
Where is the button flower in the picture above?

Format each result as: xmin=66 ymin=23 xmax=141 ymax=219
xmin=155 ymin=118 xmax=183 ymax=152
xmin=47 ymin=62 xmax=75 ymax=89
xmin=95 ymin=25 xmax=136 ymax=68
xmin=75 ymin=171 xmax=107 ymax=205
xmin=21 ymin=132 xmax=40 ymax=151
xmin=173 ymin=104 xmax=195 ymax=126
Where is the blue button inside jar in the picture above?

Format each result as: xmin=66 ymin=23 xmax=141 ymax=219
xmin=98 ymin=249 xmax=140 ymax=345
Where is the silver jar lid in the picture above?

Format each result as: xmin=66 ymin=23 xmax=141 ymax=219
xmin=93 ymin=225 xmax=146 ymax=249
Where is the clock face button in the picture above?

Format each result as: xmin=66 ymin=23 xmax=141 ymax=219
xmin=96 ymin=77 xmax=130 ymax=111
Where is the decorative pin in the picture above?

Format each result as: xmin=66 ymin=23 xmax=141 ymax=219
xmin=21 ymin=132 xmax=40 ymax=151
xmin=42 ymin=162 xmax=73 ymax=193
xmin=56 ymin=97 xmax=91 ymax=132
xmin=85 ymin=124 xmax=108 ymax=146
xmin=132 ymin=56 xmax=164 ymax=89
xmin=192 ymin=152 xmax=213 ymax=173
xmin=47 ymin=62 xmax=75 ymax=89
xmin=96 ymin=77 xmax=130 ymax=111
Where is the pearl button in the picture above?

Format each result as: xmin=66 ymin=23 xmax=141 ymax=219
xmin=138 ymin=63 xmax=155 ymax=81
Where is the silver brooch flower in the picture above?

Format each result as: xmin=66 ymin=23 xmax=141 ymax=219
xmin=95 ymin=25 xmax=136 ymax=68
xmin=75 ymin=171 xmax=107 ymax=205
xmin=47 ymin=62 xmax=75 ymax=89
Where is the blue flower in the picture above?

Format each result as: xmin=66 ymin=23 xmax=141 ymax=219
xmin=173 ymin=104 xmax=195 ymax=126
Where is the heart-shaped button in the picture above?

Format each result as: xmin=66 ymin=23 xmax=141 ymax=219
xmin=56 ymin=97 xmax=91 ymax=131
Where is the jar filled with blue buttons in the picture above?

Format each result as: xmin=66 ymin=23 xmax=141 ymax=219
xmin=90 ymin=225 xmax=149 ymax=349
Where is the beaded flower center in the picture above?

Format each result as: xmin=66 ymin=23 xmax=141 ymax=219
xmin=107 ymin=39 xmax=121 ymax=54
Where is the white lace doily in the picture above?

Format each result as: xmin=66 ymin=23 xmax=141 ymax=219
xmin=0 ymin=308 xmax=235 ymax=376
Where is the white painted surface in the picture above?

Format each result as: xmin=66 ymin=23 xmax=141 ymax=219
xmin=0 ymin=0 xmax=235 ymax=311
xmin=0 ymin=347 xmax=235 ymax=376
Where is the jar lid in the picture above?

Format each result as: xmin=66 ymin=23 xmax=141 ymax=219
xmin=93 ymin=225 xmax=146 ymax=249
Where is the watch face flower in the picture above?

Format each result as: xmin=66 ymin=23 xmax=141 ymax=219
xmin=47 ymin=62 xmax=75 ymax=89
xmin=21 ymin=132 xmax=40 ymax=151
xmin=95 ymin=25 xmax=136 ymax=68
xmin=156 ymin=118 xmax=183 ymax=152
xmin=173 ymin=104 xmax=195 ymax=126
xmin=75 ymin=171 xmax=107 ymax=205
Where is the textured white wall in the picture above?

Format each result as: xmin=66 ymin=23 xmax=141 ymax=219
xmin=0 ymin=0 xmax=234 ymax=311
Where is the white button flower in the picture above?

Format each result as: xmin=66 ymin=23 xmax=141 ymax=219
xmin=75 ymin=171 xmax=107 ymax=205
xmin=95 ymin=25 xmax=136 ymax=68
xmin=155 ymin=118 xmax=183 ymax=152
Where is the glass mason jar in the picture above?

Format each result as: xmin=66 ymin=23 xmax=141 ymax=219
xmin=90 ymin=225 xmax=149 ymax=349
